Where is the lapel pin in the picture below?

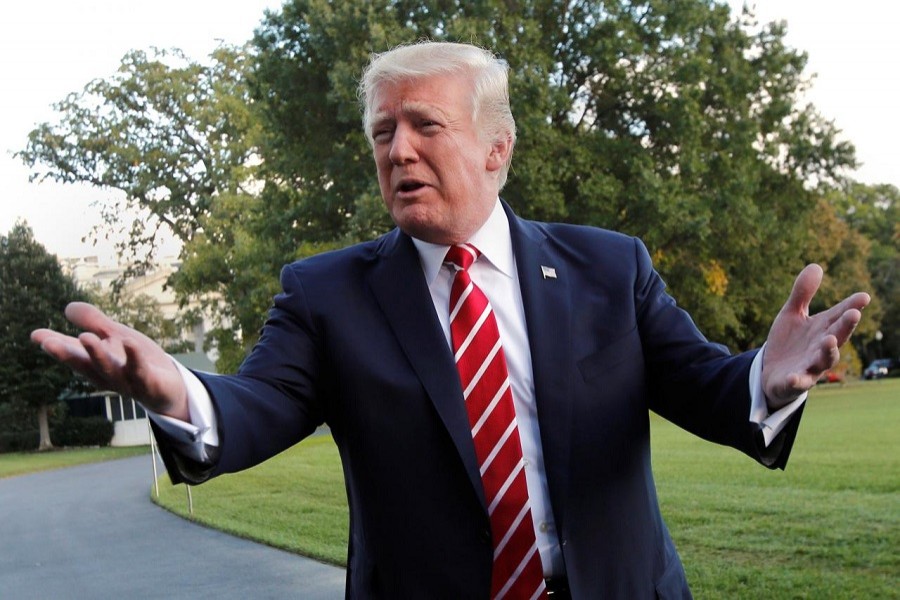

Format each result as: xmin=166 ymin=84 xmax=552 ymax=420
xmin=541 ymin=265 xmax=557 ymax=280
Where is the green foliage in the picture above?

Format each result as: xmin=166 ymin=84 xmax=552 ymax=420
xmin=168 ymin=192 xmax=294 ymax=373
xmin=825 ymin=182 xmax=900 ymax=362
xmin=0 ymin=399 xmax=47 ymax=433
xmin=17 ymin=45 xmax=262 ymax=280
xmin=52 ymin=417 xmax=115 ymax=448
xmin=0 ymin=223 xmax=86 ymax=449
xmin=0 ymin=400 xmax=67 ymax=452
xmin=2 ymin=416 xmax=114 ymax=452
xmin=0 ymin=432 xmax=37 ymax=453
xmin=18 ymin=45 xmax=270 ymax=369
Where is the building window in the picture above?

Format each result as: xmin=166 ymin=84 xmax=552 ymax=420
xmin=104 ymin=394 xmax=147 ymax=422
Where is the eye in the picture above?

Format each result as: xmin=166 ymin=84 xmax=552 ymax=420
xmin=372 ymin=128 xmax=393 ymax=144
xmin=419 ymin=119 xmax=441 ymax=133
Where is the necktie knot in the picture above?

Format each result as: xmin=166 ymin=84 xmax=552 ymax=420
xmin=444 ymin=243 xmax=480 ymax=272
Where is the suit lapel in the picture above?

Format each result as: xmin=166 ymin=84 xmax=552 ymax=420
xmin=365 ymin=229 xmax=488 ymax=509
xmin=506 ymin=204 xmax=574 ymax=526
xmin=364 ymin=209 xmax=577 ymax=516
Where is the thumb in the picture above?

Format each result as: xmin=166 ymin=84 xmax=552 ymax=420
xmin=784 ymin=264 xmax=823 ymax=317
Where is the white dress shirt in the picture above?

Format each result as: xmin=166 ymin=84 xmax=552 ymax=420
xmin=411 ymin=200 xmax=564 ymax=575
xmin=151 ymin=198 xmax=805 ymax=576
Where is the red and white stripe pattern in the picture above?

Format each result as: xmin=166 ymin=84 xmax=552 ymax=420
xmin=445 ymin=244 xmax=547 ymax=600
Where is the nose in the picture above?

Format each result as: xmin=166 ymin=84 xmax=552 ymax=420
xmin=388 ymin=124 xmax=418 ymax=165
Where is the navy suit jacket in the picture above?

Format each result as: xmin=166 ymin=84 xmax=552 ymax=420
xmin=157 ymin=203 xmax=802 ymax=599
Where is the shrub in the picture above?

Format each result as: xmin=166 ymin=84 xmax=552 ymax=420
xmin=53 ymin=417 xmax=114 ymax=448
xmin=0 ymin=401 xmax=40 ymax=452
xmin=0 ymin=430 xmax=39 ymax=453
xmin=0 ymin=400 xmax=38 ymax=433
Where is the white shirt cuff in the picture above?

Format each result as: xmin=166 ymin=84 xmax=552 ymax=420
xmin=748 ymin=344 xmax=806 ymax=446
xmin=145 ymin=359 xmax=220 ymax=462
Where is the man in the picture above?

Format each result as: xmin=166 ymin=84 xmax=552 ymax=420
xmin=33 ymin=42 xmax=869 ymax=599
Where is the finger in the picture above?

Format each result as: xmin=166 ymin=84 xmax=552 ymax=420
xmin=772 ymin=371 xmax=809 ymax=406
xmin=64 ymin=302 xmax=130 ymax=339
xmin=785 ymin=371 xmax=805 ymax=393
xmin=120 ymin=338 xmax=148 ymax=392
xmin=33 ymin=329 xmax=98 ymax=365
xmin=817 ymin=291 xmax=871 ymax=326
xmin=829 ymin=308 xmax=863 ymax=347
xmin=31 ymin=328 xmax=77 ymax=351
xmin=846 ymin=291 xmax=872 ymax=311
xmin=33 ymin=332 xmax=107 ymax=385
xmin=79 ymin=332 xmax=127 ymax=389
xmin=784 ymin=264 xmax=823 ymax=316
xmin=813 ymin=334 xmax=840 ymax=372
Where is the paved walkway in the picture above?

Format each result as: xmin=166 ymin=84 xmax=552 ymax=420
xmin=0 ymin=454 xmax=346 ymax=599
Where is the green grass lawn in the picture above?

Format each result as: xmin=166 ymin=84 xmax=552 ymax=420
xmin=654 ymin=379 xmax=898 ymax=598
xmin=154 ymin=380 xmax=899 ymax=598
xmin=154 ymin=433 xmax=349 ymax=565
xmin=0 ymin=445 xmax=151 ymax=479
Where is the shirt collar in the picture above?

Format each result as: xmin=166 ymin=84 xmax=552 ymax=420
xmin=411 ymin=199 xmax=515 ymax=285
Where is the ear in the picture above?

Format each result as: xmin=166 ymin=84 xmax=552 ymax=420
xmin=486 ymin=134 xmax=513 ymax=173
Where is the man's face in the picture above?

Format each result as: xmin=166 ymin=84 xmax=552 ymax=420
xmin=370 ymin=72 xmax=508 ymax=245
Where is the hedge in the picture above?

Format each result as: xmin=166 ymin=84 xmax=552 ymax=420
xmin=0 ymin=417 xmax=114 ymax=453
xmin=52 ymin=417 xmax=114 ymax=448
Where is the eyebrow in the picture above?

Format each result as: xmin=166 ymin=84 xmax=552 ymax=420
xmin=372 ymin=101 xmax=451 ymax=128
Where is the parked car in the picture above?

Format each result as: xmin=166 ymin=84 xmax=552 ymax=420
xmin=863 ymin=359 xmax=897 ymax=380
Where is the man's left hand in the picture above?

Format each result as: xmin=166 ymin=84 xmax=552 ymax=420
xmin=762 ymin=264 xmax=870 ymax=409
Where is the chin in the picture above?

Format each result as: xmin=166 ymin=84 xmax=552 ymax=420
xmin=402 ymin=223 xmax=457 ymax=245
xmin=393 ymin=208 xmax=438 ymax=238
xmin=402 ymin=225 xmax=447 ymax=244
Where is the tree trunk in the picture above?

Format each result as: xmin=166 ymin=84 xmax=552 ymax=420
xmin=37 ymin=404 xmax=53 ymax=451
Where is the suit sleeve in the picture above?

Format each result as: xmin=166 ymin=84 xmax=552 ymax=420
xmin=155 ymin=263 xmax=327 ymax=483
xmin=631 ymin=238 xmax=802 ymax=469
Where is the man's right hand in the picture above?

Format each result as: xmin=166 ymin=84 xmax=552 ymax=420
xmin=31 ymin=302 xmax=190 ymax=422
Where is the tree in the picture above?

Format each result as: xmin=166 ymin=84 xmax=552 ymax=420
xmin=824 ymin=182 xmax=900 ymax=361
xmin=0 ymin=223 xmax=85 ymax=450
xmin=17 ymin=45 xmax=262 ymax=281
xmin=18 ymin=44 xmax=267 ymax=370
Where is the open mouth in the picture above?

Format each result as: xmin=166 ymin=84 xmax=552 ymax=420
xmin=398 ymin=181 xmax=426 ymax=193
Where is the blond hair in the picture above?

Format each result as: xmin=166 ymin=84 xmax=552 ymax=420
xmin=359 ymin=41 xmax=516 ymax=189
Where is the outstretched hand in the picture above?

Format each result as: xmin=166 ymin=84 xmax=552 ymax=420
xmin=762 ymin=264 xmax=870 ymax=409
xmin=31 ymin=302 xmax=189 ymax=421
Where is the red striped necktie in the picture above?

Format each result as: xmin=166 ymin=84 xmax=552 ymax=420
xmin=445 ymin=243 xmax=548 ymax=600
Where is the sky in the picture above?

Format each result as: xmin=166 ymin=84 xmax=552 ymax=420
xmin=1 ymin=1 xmax=897 ymax=262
